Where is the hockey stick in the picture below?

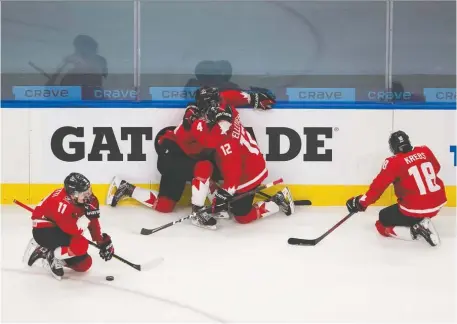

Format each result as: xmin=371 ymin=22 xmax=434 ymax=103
xmin=13 ymin=199 xmax=160 ymax=271
xmin=28 ymin=61 xmax=52 ymax=80
xmin=288 ymin=212 xmax=356 ymax=246
xmin=255 ymin=191 xmax=312 ymax=206
xmin=140 ymin=178 xmax=284 ymax=235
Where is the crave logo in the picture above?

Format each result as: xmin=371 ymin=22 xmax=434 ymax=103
xmin=50 ymin=126 xmax=335 ymax=162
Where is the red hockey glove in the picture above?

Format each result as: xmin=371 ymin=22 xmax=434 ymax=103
xmin=183 ymin=105 xmax=200 ymax=130
xmin=346 ymin=195 xmax=367 ymax=213
xmin=249 ymin=88 xmax=276 ymax=110
xmin=212 ymin=189 xmax=232 ymax=213
xmin=98 ymin=233 xmax=114 ymax=261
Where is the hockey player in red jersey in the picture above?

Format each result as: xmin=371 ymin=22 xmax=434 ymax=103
xmin=107 ymin=86 xmax=275 ymax=216
xmin=187 ymin=87 xmax=295 ymax=229
xmin=106 ymin=106 xmax=223 ymax=213
xmin=346 ymin=131 xmax=447 ymax=246
xmin=23 ymin=173 xmax=114 ymax=280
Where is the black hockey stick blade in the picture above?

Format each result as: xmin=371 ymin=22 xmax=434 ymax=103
xmin=255 ymin=191 xmax=311 ymax=206
xmin=288 ymin=212 xmax=355 ymax=246
xmin=294 ymin=200 xmax=312 ymax=206
xmin=288 ymin=237 xmax=319 ymax=246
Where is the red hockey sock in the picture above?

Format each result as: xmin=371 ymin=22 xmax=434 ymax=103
xmin=67 ymin=255 xmax=92 ymax=272
xmin=55 ymin=235 xmax=88 ymax=259
xmin=234 ymin=201 xmax=280 ymax=224
xmin=375 ymin=220 xmax=397 ymax=237
xmin=69 ymin=235 xmax=89 ymax=256
xmin=375 ymin=220 xmax=415 ymax=241
xmin=155 ymin=196 xmax=176 ymax=213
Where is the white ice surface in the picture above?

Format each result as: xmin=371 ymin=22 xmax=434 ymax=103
xmin=1 ymin=205 xmax=456 ymax=322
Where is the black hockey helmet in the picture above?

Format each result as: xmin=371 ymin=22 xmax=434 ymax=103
xmin=389 ymin=130 xmax=413 ymax=154
xmin=64 ymin=172 xmax=91 ymax=202
xmin=195 ymin=86 xmax=220 ymax=115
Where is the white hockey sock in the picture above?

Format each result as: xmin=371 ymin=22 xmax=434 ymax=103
xmin=131 ymin=187 xmax=159 ymax=208
xmin=255 ymin=201 xmax=280 ymax=219
xmin=192 ymin=177 xmax=210 ymax=207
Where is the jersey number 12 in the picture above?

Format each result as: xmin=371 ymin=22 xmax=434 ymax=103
xmin=408 ymin=162 xmax=441 ymax=195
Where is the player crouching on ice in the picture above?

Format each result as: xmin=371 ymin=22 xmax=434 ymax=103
xmin=346 ymin=131 xmax=447 ymax=247
xmin=23 ymin=173 xmax=115 ymax=280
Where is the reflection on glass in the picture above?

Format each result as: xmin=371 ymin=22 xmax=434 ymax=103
xmin=392 ymin=1 xmax=456 ymax=102
xmin=140 ymin=1 xmax=387 ymax=101
xmin=1 ymin=1 xmax=134 ymax=100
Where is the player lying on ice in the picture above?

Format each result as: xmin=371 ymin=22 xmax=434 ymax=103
xmin=346 ymin=130 xmax=447 ymax=247
xmin=23 ymin=173 xmax=115 ymax=280
xmin=108 ymin=86 xmax=294 ymax=229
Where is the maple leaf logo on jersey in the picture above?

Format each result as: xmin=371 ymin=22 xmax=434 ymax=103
xmin=218 ymin=121 xmax=231 ymax=135
xmin=241 ymin=92 xmax=251 ymax=103
xmin=225 ymin=186 xmax=236 ymax=195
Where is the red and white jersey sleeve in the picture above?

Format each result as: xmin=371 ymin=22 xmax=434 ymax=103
xmin=86 ymin=195 xmax=103 ymax=242
xmin=220 ymin=90 xmax=251 ymax=107
xmin=359 ymin=157 xmax=398 ymax=207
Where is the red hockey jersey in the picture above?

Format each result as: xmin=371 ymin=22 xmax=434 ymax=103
xmin=360 ymin=146 xmax=447 ymax=217
xmin=31 ymin=188 xmax=103 ymax=241
xmin=159 ymin=90 xmax=252 ymax=158
xmin=166 ymin=89 xmax=257 ymax=160
xmin=191 ymin=111 xmax=267 ymax=194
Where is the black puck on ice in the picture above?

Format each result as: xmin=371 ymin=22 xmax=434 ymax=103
xmin=106 ymin=276 xmax=114 ymax=281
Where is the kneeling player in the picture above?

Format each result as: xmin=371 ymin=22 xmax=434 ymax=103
xmin=188 ymin=96 xmax=295 ymax=229
xmin=107 ymin=106 xmax=222 ymax=213
xmin=23 ymin=173 xmax=114 ymax=280
xmin=346 ymin=131 xmax=447 ymax=246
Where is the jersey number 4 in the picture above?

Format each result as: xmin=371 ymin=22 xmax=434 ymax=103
xmin=408 ymin=162 xmax=441 ymax=195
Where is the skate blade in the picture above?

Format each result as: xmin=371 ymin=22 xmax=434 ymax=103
xmin=281 ymin=187 xmax=295 ymax=215
xmin=212 ymin=211 xmax=230 ymax=219
xmin=106 ymin=177 xmax=117 ymax=205
xmin=191 ymin=219 xmax=217 ymax=230
xmin=44 ymin=263 xmax=63 ymax=281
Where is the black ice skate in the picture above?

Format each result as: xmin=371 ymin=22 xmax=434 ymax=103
xmin=23 ymin=238 xmax=48 ymax=266
xmin=28 ymin=245 xmax=49 ymax=266
xmin=107 ymin=176 xmax=135 ymax=207
xmin=270 ymin=187 xmax=295 ymax=216
xmin=411 ymin=218 xmax=440 ymax=247
xmin=45 ymin=250 xmax=64 ymax=280
xmin=190 ymin=205 xmax=217 ymax=230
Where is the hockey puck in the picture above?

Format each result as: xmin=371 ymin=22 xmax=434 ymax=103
xmin=106 ymin=276 xmax=114 ymax=281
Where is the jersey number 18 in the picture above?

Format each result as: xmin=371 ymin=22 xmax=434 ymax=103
xmin=408 ymin=162 xmax=441 ymax=195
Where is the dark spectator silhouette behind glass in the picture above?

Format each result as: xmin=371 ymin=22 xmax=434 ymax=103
xmin=185 ymin=60 xmax=240 ymax=90
xmin=46 ymin=34 xmax=108 ymax=99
